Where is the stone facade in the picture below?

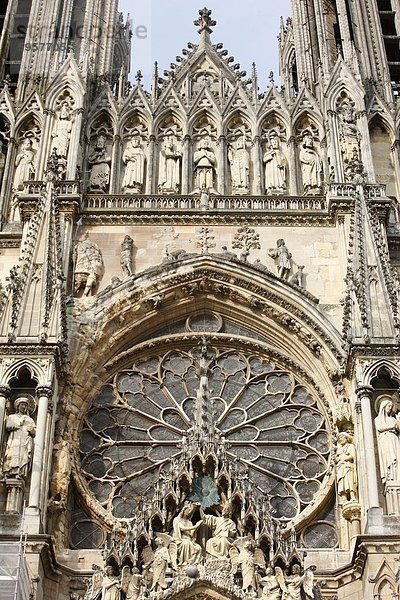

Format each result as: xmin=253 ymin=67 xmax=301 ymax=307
xmin=0 ymin=1 xmax=399 ymax=599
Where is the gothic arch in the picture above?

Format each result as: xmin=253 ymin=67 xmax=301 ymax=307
xmin=119 ymin=108 xmax=151 ymax=139
xmin=363 ymin=360 xmax=400 ymax=388
xmin=369 ymin=115 xmax=397 ymax=197
xmin=0 ymin=359 xmax=51 ymax=386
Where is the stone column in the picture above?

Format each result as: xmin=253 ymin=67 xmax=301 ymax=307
xmin=217 ymin=135 xmax=226 ymax=195
xmin=252 ymin=136 xmax=262 ymax=195
xmin=287 ymin=136 xmax=298 ymax=195
xmin=357 ymin=386 xmax=380 ymax=510
xmin=29 ymin=385 xmax=53 ymax=509
xmin=146 ymin=135 xmax=156 ymax=195
xmin=0 ymin=384 xmax=10 ymax=450
xmin=181 ymin=135 xmax=191 ymax=194
xmin=342 ymin=502 xmax=361 ymax=539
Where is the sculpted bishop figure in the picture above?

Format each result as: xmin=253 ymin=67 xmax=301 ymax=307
xmin=158 ymin=136 xmax=182 ymax=194
xmin=122 ymin=137 xmax=146 ymax=194
xmin=194 ymin=136 xmax=217 ymax=192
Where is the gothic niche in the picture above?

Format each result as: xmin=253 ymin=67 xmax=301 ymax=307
xmin=121 ymin=112 xmax=149 ymax=194
xmin=192 ymin=114 xmax=218 ymax=193
xmin=296 ymin=118 xmax=323 ymax=195
xmin=369 ymin=117 xmax=396 ymax=198
xmin=226 ymin=115 xmax=251 ymax=195
xmin=78 ymin=342 xmax=327 ymax=599
xmin=0 ymin=114 xmax=10 ymax=192
xmin=10 ymin=116 xmax=41 ymax=221
xmin=261 ymin=116 xmax=288 ymax=196
xmin=157 ymin=115 xmax=183 ymax=194
xmin=87 ymin=114 xmax=113 ymax=193
xmin=336 ymin=93 xmax=362 ymax=182
xmin=50 ymin=91 xmax=75 ymax=178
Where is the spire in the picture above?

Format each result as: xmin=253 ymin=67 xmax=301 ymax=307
xmin=194 ymin=7 xmax=216 ymax=45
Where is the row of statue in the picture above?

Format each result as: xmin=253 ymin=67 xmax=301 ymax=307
xmin=86 ymin=131 xmax=324 ymax=196
xmin=84 ymin=501 xmax=316 ymax=599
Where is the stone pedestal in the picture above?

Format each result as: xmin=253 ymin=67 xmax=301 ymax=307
xmin=384 ymin=481 xmax=400 ymax=516
xmin=342 ymin=501 xmax=361 ymax=539
xmin=5 ymin=478 xmax=25 ymax=513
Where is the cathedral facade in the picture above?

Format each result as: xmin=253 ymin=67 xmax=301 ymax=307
xmin=0 ymin=1 xmax=399 ymax=599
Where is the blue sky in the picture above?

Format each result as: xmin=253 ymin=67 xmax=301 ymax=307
xmin=119 ymin=0 xmax=292 ymax=90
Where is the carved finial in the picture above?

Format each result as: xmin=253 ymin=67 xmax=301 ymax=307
xmin=269 ymin=71 xmax=275 ymax=85
xmin=196 ymin=226 xmax=215 ymax=255
xmin=135 ymin=70 xmax=143 ymax=85
xmin=194 ymin=7 xmax=216 ymax=37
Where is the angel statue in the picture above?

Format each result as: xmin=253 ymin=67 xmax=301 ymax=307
xmin=151 ymin=535 xmax=175 ymax=591
xmin=101 ymin=565 xmax=121 ymax=600
xmin=172 ymin=504 xmax=203 ymax=565
xmin=121 ymin=566 xmax=142 ymax=600
xmin=261 ymin=566 xmax=287 ymax=600
xmin=83 ymin=564 xmax=103 ymax=600
xmin=230 ymin=537 xmax=265 ymax=594
xmin=285 ymin=564 xmax=314 ymax=600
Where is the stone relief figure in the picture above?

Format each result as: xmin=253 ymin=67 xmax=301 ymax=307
xmin=13 ymin=138 xmax=36 ymax=190
xmin=74 ymin=236 xmax=104 ymax=297
xmin=3 ymin=397 xmax=36 ymax=479
xmin=50 ymin=439 xmax=71 ymax=506
xmin=261 ymin=566 xmax=286 ymax=599
xmin=375 ymin=396 xmax=400 ymax=483
xmin=200 ymin=502 xmax=237 ymax=558
xmin=338 ymin=99 xmax=361 ymax=164
xmin=285 ymin=564 xmax=314 ymax=600
xmin=51 ymin=102 xmax=73 ymax=159
xmin=150 ymin=537 xmax=171 ymax=591
xmin=228 ymin=137 xmax=250 ymax=195
xmin=194 ymin=137 xmax=217 ymax=192
xmin=231 ymin=539 xmax=257 ymax=593
xmin=122 ymin=137 xmax=145 ymax=194
xmin=121 ymin=566 xmax=142 ymax=600
xmin=263 ymin=131 xmax=287 ymax=195
xmin=289 ymin=265 xmax=305 ymax=288
xmin=84 ymin=565 xmax=103 ymax=600
xmin=336 ymin=432 xmax=358 ymax=502
xmin=299 ymin=132 xmax=323 ymax=195
xmin=120 ymin=235 xmax=134 ymax=278
xmin=88 ymin=135 xmax=111 ymax=193
xmin=158 ymin=136 xmax=182 ymax=194
xmin=172 ymin=503 xmax=203 ymax=565
xmin=268 ymin=239 xmax=292 ymax=280
xmin=101 ymin=565 xmax=121 ymax=600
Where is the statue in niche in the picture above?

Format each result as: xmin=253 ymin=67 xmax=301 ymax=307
xmin=200 ymin=502 xmax=237 ymax=558
xmin=228 ymin=136 xmax=250 ymax=195
xmin=194 ymin=136 xmax=217 ymax=192
xmin=3 ymin=397 xmax=36 ymax=479
xmin=150 ymin=536 xmax=172 ymax=591
xmin=73 ymin=236 xmax=104 ymax=297
xmin=13 ymin=138 xmax=36 ymax=190
xmin=336 ymin=432 xmax=358 ymax=502
xmin=51 ymin=102 xmax=73 ymax=159
xmin=338 ymin=99 xmax=361 ymax=165
xmin=88 ymin=135 xmax=111 ymax=193
xmin=122 ymin=137 xmax=145 ymax=194
xmin=263 ymin=131 xmax=287 ymax=195
xmin=158 ymin=135 xmax=182 ymax=194
xmin=268 ymin=239 xmax=292 ymax=280
xmin=172 ymin=503 xmax=203 ymax=565
xmin=261 ymin=566 xmax=286 ymax=599
xmin=120 ymin=235 xmax=134 ymax=278
xmin=375 ymin=396 xmax=400 ymax=483
xmin=299 ymin=132 xmax=323 ymax=195
xmin=284 ymin=564 xmax=314 ymax=600
xmin=101 ymin=565 xmax=121 ymax=600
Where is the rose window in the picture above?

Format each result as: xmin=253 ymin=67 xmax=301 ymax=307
xmin=78 ymin=346 xmax=331 ymax=524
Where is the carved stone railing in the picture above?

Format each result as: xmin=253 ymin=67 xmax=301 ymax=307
xmin=22 ymin=180 xmax=81 ymax=196
xmin=327 ymin=183 xmax=387 ymax=200
xmin=364 ymin=184 xmax=387 ymax=199
xmin=83 ymin=194 xmax=328 ymax=212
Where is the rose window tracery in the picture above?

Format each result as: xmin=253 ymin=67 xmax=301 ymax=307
xmin=78 ymin=345 xmax=331 ymax=528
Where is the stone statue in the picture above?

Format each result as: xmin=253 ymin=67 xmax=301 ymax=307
xmin=121 ymin=566 xmax=141 ymax=600
xmin=13 ymin=138 xmax=36 ymax=190
xmin=268 ymin=239 xmax=292 ymax=280
xmin=299 ymin=132 xmax=323 ymax=195
xmin=336 ymin=432 xmax=358 ymax=502
xmin=263 ymin=132 xmax=287 ymax=195
xmin=88 ymin=135 xmax=111 ymax=193
xmin=200 ymin=502 xmax=237 ymax=558
xmin=285 ymin=564 xmax=314 ymax=600
xmin=228 ymin=137 xmax=250 ymax=195
xmin=151 ymin=536 xmax=171 ymax=591
xmin=3 ymin=397 xmax=36 ymax=479
xmin=375 ymin=396 xmax=400 ymax=483
xmin=234 ymin=539 xmax=257 ymax=593
xmin=50 ymin=439 xmax=71 ymax=506
xmin=84 ymin=565 xmax=103 ymax=600
xmin=122 ymin=137 xmax=145 ymax=194
xmin=289 ymin=265 xmax=305 ymax=288
xmin=120 ymin=235 xmax=134 ymax=278
xmin=172 ymin=503 xmax=203 ymax=565
xmin=338 ymin=100 xmax=361 ymax=165
xmin=158 ymin=136 xmax=182 ymax=193
xmin=73 ymin=236 xmax=104 ymax=297
xmin=261 ymin=567 xmax=286 ymax=600
xmin=52 ymin=102 xmax=73 ymax=159
xmin=194 ymin=137 xmax=217 ymax=192
xmin=101 ymin=565 xmax=121 ymax=600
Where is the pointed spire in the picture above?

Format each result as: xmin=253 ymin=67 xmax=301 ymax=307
xmin=251 ymin=62 xmax=259 ymax=103
xmin=151 ymin=61 xmax=159 ymax=103
xmin=194 ymin=7 xmax=216 ymax=44
xmin=194 ymin=337 xmax=214 ymax=440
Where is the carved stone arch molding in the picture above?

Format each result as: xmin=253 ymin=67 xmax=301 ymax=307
xmin=0 ymin=357 xmax=53 ymax=386
xmin=67 ymin=256 xmax=344 ymax=546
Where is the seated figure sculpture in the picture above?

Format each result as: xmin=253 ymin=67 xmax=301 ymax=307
xmin=200 ymin=502 xmax=237 ymax=559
